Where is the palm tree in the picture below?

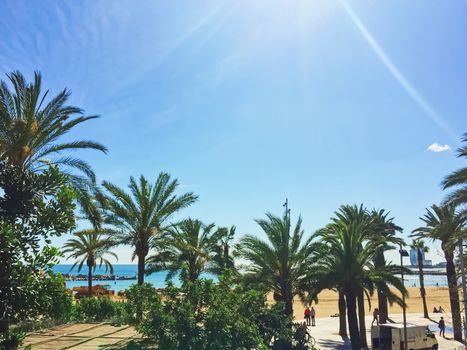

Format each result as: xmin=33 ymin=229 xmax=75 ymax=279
xmin=442 ymin=133 xmax=467 ymax=210
xmin=63 ymin=230 xmax=117 ymax=297
xmin=312 ymin=205 xmax=407 ymax=350
xmin=208 ymin=225 xmax=236 ymax=276
xmin=412 ymin=204 xmax=466 ymax=341
xmin=410 ymin=239 xmax=429 ymax=318
xmin=369 ymin=209 xmax=403 ymax=324
xmin=0 ymin=71 xmax=107 ymax=218
xmin=100 ymin=173 xmax=198 ymax=284
xmin=146 ymin=219 xmax=220 ymax=282
xmin=237 ymin=212 xmax=313 ymax=318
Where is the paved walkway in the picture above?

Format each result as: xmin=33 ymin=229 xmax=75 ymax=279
xmin=23 ymin=316 xmax=466 ymax=349
xmin=22 ymin=323 xmax=140 ymax=349
xmin=303 ymin=313 xmax=465 ymax=349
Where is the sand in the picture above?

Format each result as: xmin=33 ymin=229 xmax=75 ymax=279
xmin=267 ymin=287 xmax=456 ymax=320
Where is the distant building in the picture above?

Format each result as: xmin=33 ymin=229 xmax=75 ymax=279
xmin=409 ymin=248 xmax=426 ymax=266
xmin=424 ymin=259 xmax=433 ymax=267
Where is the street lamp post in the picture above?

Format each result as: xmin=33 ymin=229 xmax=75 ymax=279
xmin=399 ymin=245 xmax=409 ymax=350
xmin=283 ymin=198 xmax=291 ymax=233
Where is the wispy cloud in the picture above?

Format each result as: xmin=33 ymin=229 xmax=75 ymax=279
xmin=427 ymin=142 xmax=451 ymax=152
xmin=341 ymin=0 xmax=457 ymax=142
xmin=150 ymin=105 xmax=179 ymax=130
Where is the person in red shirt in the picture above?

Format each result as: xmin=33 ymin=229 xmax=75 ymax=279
xmin=304 ymin=306 xmax=311 ymax=326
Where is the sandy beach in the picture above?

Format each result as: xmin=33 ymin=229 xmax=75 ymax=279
xmin=267 ymin=287 xmax=455 ymax=320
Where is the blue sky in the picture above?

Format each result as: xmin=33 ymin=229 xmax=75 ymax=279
xmin=1 ymin=0 xmax=466 ymax=264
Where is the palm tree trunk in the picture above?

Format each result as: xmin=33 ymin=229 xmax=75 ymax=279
xmin=345 ymin=286 xmax=361 ymax=350
xmin=377 ymin=289 xmax=389 ymax=324
xmin=358 ymin=289 xmax=368 ymax=348
xmin=338 ymin=290 xmax=347 ymax=336
xmin=137 ymin=254 xmax=145 ymax=285
xmin=284 ymin=286 xmax=294 ymax=318
xmin=374 ymin=250 xmax=389 ymax=323
xmin=87 ymin=263 xmax=93 ymax=297
xmin=417 ymin=250 xmax=429 ymax=319
xmin=445 ymin=251 xmax=462 ymax=341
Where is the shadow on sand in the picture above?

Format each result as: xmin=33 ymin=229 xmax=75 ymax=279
xmin=317 ymin=336 xmax=351 ymax=349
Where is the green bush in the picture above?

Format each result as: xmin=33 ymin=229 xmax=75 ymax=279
xmin=133 ymin=276 xmax=300 ymax=350
xmin=0 ymin=329 xmax=26 ymax=350
xmin=36 ymin=273 xmax=73 ymax=323
xmin=71 ymin=297 xmax=126 ymax=324
xmin=125 ymin=283 xmax=159 ymax=326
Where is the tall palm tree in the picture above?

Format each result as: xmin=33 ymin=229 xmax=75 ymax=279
xmin=312 ymin=205 xmax=407 ymax=350
xmin=100 ymin=173 xmax=198 ymax=284
xmin=237 ymin=212 xmax=314 ymax=318
xmin=442 ymin=133 xmax=467 ymax=210
xmin=410 ymin=239 xmax=429 ymax=318
xmin=146 ymin=219 xmax=220 ymax=282
xmin=412 ymin=204 xmax=466 ymax=341
xmin=208 ymin=225 xmax=236 ymax=276
xmin=63 ymin=230 xmax=117 ymax=297
xmin=369 ymin=209 xmax=403 ymax=324
xmin=0 ymin=71 xmax=107 ymax=218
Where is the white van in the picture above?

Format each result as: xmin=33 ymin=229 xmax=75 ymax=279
xmin=371 ymin=323 xmax=438 ymax=350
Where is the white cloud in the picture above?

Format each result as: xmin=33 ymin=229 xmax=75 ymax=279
xmin=427 ymin=142 xmax=451 ymax=152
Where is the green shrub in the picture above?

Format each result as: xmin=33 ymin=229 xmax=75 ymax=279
xmin=72 ymin=297 xmax=126 ymax=324
xmin=0 ymin=329 xmax=26 ymax=350
xmin=125 ymin=283 xmax=159 ymax=326
xmin=36 ymin=273 xmax=73 ymax=323
xmin=134 ymin=276 xmax=299 ymax=350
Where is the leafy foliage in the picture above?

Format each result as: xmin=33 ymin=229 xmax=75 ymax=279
xmin=207 ymin=226 xmax=237 ymax=276
xmin=100 ymin=173 xmax=198 ymax=284
xmin=237 ymin=212 xmax=314 ymax=317
xmin=412 ymin=204 xmax=466 ymax=341
xmin=64 ymin=231 xmax=117 ymax=274
xmin=310 ymin=204 xmax=407 ymax=350
xmin=0 ymin=164 xmax=76 ymax=335
xmin=442 ymin=132 xmax=467 ymax=210
xmin=146 ymin=219 xmax=221 ymax=282
xmin=0 ymin=71 xmax=107 ymax=226
xmin=63 ymin=229 xmax=117 ymax=296
xmin=125 ymin=283 xmax=160 ymax=326
xmin=71 ymin=297 xmax=126 ymax=324
xmin=129 ymin=277 xmax=305 ymax=350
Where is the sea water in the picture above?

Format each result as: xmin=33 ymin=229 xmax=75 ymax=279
xmin=52 ymin=264 xmax=216 ymax=292
xmin=52 ymin=264 xmax=448 ymax=292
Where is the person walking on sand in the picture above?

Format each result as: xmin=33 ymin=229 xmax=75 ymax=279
xmin=439 ymin=317 xmax=446 ymax=338
xmin=372 ymin=308 xmax=379 ymax=326
xmin=310 ymin=306 xmax=316 ymax=326
xmin=304 ymin=306 xmax=311 ymax=326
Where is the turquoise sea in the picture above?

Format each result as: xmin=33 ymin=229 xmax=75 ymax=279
xmin=53 ymin=264 xmax=448 ymax=292
xmin=53 ymin=264 xmax=216 ymax=292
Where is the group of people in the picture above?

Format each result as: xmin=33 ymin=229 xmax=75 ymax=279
xmin=304 ymin=306 xmax=316 ymax=326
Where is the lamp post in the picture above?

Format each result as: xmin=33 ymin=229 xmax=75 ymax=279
xmin=283 ymin=198 xmax=291 ymax=233
xmin=399 ymin=244 xmax=409 ymax=350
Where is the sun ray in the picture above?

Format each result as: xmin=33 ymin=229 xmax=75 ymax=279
xmin=341 ymin=0 xmax=457 ymax=142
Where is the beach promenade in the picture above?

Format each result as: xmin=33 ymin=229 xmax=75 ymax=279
xmin=23 ymin=315 xmax=465 ymax=349
xmin=304 ymin=313 xmax=465 ymax=349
